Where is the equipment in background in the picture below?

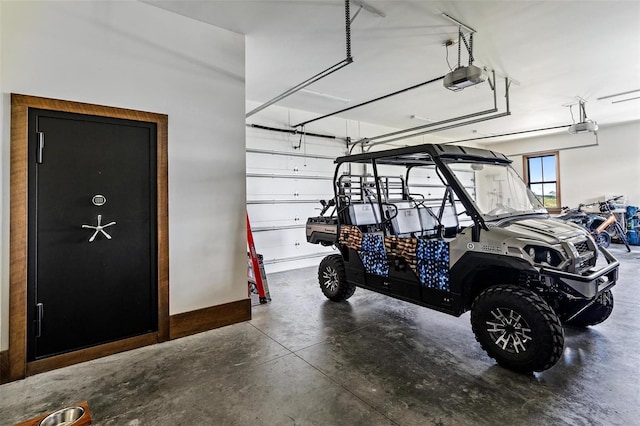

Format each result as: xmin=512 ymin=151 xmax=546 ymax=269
xmin=626 ymin=205 xmax=640 ymax=245
xmin=558 ymin=196 xmax=632 ymax=251
xmin=558 ymin=204 xmax=610 ymax=247
xmin=591 ymin=198 xmax=630 ymax=252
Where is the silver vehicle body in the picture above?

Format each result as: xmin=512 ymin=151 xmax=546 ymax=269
xmin=306 ymin=143 xmax=618 ymax=318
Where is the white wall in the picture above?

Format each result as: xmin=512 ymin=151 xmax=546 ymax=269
xmin=0 ymin=0 xmax=247 ymax=350
xmin=483 ymin=121 xmax=640 ymax=208
xmin=246 ymin=101 xmax=452 ymax=273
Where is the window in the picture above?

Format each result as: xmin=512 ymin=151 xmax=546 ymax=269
xmin=524 ymin=152 xmax=560 ymax=211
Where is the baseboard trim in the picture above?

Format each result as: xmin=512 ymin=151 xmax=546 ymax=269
xmin=0 ymin=350 xmax=9 ymax=384
xmin=26 ymin=333 xmax=158 ymax=377
xmin=7 ymin=299 xmax=251 ymax=382
xmin=169 ymin=299 xmax=251 ymax=340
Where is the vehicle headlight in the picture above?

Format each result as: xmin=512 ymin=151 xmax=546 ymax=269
xmin=524 ymin=245 xmax=563 ymax=267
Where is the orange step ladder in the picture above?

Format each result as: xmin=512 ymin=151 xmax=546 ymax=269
xmin=247 ymin=213 xmax=271 ymax=304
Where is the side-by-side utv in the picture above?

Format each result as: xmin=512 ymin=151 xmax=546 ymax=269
xmin=306 ymin=143 xmax=619 ymax=373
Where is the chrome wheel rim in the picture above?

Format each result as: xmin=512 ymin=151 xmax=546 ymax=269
xmin=486 ymin=308 xmax=533 ymax=354
xmin=322 ymin=266 xmax=339 ymax=293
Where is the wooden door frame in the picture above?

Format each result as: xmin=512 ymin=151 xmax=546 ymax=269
xmin=9 ymin=94 xmax=169 ymax=381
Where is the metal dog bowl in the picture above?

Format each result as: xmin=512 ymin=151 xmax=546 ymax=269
xmin=39 ymin=406 xmax=85 ymax=426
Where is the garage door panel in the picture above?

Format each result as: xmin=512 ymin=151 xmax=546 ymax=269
xmin=408 ymin=185 xmax=447 ymax=201
xmin=247 ymin=177 xmax=333 ymax=200
xmin=247 ymin=153 xmax=334 ymax=177
xmin=253 ymin=228 xmax=332 ymax=259
xmin=246 ymin=138 xmax=344 ymax=270
xmin=247 ymin=203 xmax=319 ymax=228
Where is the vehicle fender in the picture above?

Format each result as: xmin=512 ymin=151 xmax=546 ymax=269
xmin=450 ymin=252 xmax=538 ymax=311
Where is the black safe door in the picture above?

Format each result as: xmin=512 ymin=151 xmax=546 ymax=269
xmin=27 ymin=109 xmax=158 ymax=361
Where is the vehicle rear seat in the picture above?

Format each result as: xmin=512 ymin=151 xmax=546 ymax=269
xmin=439 ymin=204 xmax=459 ymax=238
xmin=348 ymin=203 xmax=382 ymax=226
xmin=349 ymin=201 xmax=445 ymax=238
xmin=391 ymin=202 xmax=440 ymax=237
xmin=391 ymin=205 xmax=422 ymax=236
xmin=417 ymin=206 xmax=439 ymax=236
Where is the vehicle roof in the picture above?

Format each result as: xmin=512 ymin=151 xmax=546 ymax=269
xmin=335 ymin=143 xmax=511 ymax=166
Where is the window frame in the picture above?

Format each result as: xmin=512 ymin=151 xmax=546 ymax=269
xmin=523 ymin=151 xmax=561 ymax=214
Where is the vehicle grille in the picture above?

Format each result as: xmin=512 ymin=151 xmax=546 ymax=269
xmin=574 ymin=240 xmax=590 ymax=255
xmin=572 ymin=239 xmax=596 ymax=272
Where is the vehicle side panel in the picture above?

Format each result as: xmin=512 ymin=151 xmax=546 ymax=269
xmin=338 ymin=225 xmax=456 ymax=313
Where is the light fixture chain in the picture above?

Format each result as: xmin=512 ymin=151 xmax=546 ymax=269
xmin=457 ymin=28 xmax=462 ymax=69
xmin=345 ymin=0 xmax=352 ymax=59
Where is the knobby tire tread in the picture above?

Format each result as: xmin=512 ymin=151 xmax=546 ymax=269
xmin=565 ymin=290 xmax=614 ymax=327
xmin=471 ymin=285 xmax=564 ymax=373
xmin=318 ymin=254 xmax=355 ymax=302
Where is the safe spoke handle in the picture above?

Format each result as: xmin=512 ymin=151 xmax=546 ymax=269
xmin=81 ymin=214 xmax=116 ymax=242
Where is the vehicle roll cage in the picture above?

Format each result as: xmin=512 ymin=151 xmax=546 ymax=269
xmin=334 ymin=143 xmax=511 ymax=166
xmin=331 ymin=143 xmax=511 ymax=238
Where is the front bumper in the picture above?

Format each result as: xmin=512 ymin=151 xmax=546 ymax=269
xmin=540 ymin=246 xmax=619 ymax=298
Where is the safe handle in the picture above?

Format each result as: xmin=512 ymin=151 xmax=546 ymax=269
xmin=82 ymin=215 xmax=116 ymax=242
xmin=36 ymin=132 xmax=45 ymax=164
xmin=36 ymin=302 xmax=44 ymax=338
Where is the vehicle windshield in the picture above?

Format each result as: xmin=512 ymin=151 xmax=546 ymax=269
xmin=446 ymin=161 xmax=547 ymax=219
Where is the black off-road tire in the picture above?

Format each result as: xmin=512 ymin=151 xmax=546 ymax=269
xmin=471 ymin=285 xmax=564 ymax=373
xmin=594 ymin=231 xmax=611 ymax=248
xmin=565 ymin=290 xmax=614 ymax=327
xmin=318 ymin=255 xmax=355 ymax=302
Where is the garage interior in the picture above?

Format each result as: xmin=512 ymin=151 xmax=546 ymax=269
xmin=1 ymin=1 xmax=639 ymax=425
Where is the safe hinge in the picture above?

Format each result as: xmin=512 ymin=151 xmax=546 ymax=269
xmin=36 ymin=131 xmax=45 ymax=164
xmin=35 ymin=302 xmax=44 ymax=337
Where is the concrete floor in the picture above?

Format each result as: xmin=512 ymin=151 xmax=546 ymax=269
xmin=2 ymin=245 xmax=639 ymax=426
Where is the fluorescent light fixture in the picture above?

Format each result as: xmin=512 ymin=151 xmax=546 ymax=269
xmin=350 ymin=0 xmax=386 ymax=18
xmin=597 ymin=89 xmax=640 ymax=101
xmin=410 ymin=115 xmax=436 ymax=123
xmin=441 ymin=13 xmax=476 ymax=33
xmin=471 ymin=129 xmax=496 ymax=137
xmin=299 ymin=89 xmax=351 ymax=103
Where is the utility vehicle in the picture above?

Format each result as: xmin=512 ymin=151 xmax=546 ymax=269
xmin=306 ymin=143 xmax=619 ymax=372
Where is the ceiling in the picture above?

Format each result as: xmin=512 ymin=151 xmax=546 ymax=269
xmin=145 ymin=0 xmax=640 ymax=144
